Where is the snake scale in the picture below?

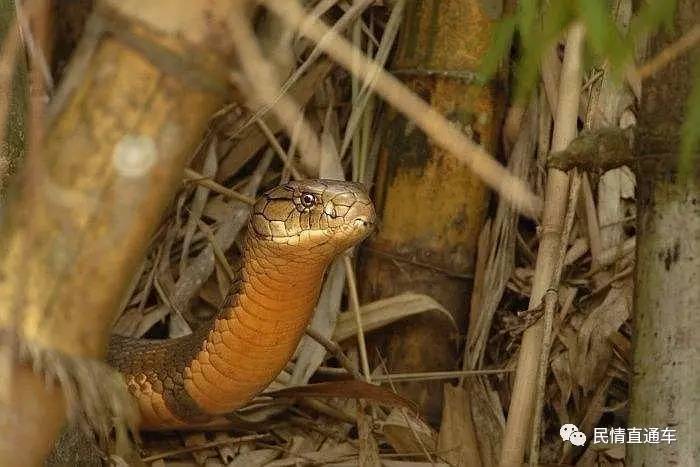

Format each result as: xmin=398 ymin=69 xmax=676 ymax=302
xmin=107 ymin=180 xmax=375 ymax=428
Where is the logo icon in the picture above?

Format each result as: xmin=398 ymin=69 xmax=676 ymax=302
xmin=560 ymin=423 xmax=587 ymax=446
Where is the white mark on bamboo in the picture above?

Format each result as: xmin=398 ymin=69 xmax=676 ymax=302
xmin=113 ymin=135 xmax=157 ymax=178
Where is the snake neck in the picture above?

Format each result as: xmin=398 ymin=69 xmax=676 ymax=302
xmin=182 ymin=234 xmax=330 ymax=416
xmin=230 ymin=234 xmax=330 ymax=321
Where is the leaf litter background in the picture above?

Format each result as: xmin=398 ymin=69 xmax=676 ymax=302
xmin=114 ymin=2 xmax=636 ymax=466
xmin=2 ymin=0 xmax=654 ymax=465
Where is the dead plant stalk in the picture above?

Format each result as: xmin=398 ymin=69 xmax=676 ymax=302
xmin=530 ymin=171 xmax=582 ymax=464
xmin=262 ymin=0 xmax=542 ymax=218
xmin=228 ymin=1 xmax=322 ymax=166
xmin=499 ymin=22 xmax=586 ymax=467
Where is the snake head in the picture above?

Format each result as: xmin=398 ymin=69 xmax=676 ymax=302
xmin=250 ymin=179 xmax=376 ymax=257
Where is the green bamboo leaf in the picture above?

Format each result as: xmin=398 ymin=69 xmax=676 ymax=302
xmin=679 ymin=63 xmax=700 ymax=177
xmin=478 ymin=15 xmax=518 ymax=80
xmin=630 ymin=0 xmax=677 ymax=38
xmin=577 ymin=0 xmax=630 ymax=68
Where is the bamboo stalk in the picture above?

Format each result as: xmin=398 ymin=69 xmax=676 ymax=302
xmin=499 ymin=22 xmax=586 ymax=467
xmin=529 ymin=171 xmax=581 ymax=465
xmin=0 ymin=1 xmax=245 ymax=463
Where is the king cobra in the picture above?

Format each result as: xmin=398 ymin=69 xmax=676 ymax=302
xmin=107 ymin=180 xmax=375 ymax=428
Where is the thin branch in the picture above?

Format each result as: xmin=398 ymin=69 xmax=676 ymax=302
xmin=233 ymin=0 xmax=371 ymax=136
xmin=263 ymin=0 xmax=542 ymax=218
xmin=372 ymin=368 xmax=515 ymax=383
xmin=304 ymin=326 xmax=362 ymax=380
xmin=183 ymin=168 xmax=255 ymax=205
xmin=141 ymin=433 xmax=273 ymax=462
xmin=195 ymin=218 xmax=236 ymax=283
xmin=228 ymin=3 xmax=322 ymax=167
xmin=636 ymin=24 xmax=700 ymax=80
xmin=343 ymin=255 xmax=371 ymax=382
xmin=254 ymin=118 xmax=304 ymax=180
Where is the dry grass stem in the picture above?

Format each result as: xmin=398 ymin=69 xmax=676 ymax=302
xmin=234 ymin=0 xmax=372 ymax=136
xmin=184 ymin=168 xmax=255 ymax=205
xmin=228 ymin=4 xmax=322 ymax=165
xmin=466 ymin=97 xmax=538 ymax=371
xmin=263 ymin=0 xmax=542 ymax=218
xmin=195 ymin=218 xmax=236 ymax=283
xmin=372 ymin=368 xmax=515 ymax=383
xmin=140 ymin=433 xmax=273 ymax=463
xmin=580 ymin=176 xmax=604 ymax=272
xmin=304 ymin=326 xmax=362 ymax=380
xmin=343 ymin=255 xmax=371 ymax=382
xmin=254 ymin=118 xmax=304 ymax=180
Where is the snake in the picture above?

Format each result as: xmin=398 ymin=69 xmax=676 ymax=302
xmin=107 ymin=180 xmax=375 ymax=428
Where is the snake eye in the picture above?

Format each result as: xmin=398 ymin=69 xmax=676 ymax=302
xmin=300 ymin=193 xmax=316 ymax=208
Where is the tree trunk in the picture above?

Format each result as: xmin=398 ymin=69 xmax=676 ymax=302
xmin=0 ymin=1 xmax=244 ymax=464
xmin=359 ymin=0 xmax=505 ymax=424
xmin=628 ymin=0 xmax=700 ymax=465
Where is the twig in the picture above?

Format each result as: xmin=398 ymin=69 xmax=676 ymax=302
xmin=372 ymin=368 xmax=515 ymax=383
xmin=183 ymin=168 xmax=255 ymax=205
xmin=140 ymin=433 xmax=272 ymax=462
xmin=304 ymin=326 xmax=362 ymax=380
xmin=195 ymin=219 xmax=236 ymax=283
xmin=263 ymin=0 xmax=542 ymax=218
xmin=233 ymin=0 xmax=371 ymax=136
xmin=343 ymin=255 xmax=371 ymax=382
xmin=228 ymin=2 xmax=322 ymax=167
xmin=180 ymin=141 xmax=218 ymax=276
xmin=636 ymin=24 xmax=700 ymax=80
xmin=254 ymin=118 xmax=304 ymax=180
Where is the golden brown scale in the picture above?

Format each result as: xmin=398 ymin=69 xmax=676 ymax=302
xmin=108 ymin=180 xmax=375 ymax=428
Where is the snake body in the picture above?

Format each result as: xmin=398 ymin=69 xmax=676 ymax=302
xmin=108 ymin=180 xmax=375 ymax=428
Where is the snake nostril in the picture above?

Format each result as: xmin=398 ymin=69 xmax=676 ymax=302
xmin=352 ymin=217 xmax=374 ymax=229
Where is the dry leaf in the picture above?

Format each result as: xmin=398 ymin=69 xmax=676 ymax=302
xmin=437 ymin=384 xmax=482 ymax=467
xmin=228 ymin=448 xmax=280 ymax=467
xmin=266 ymin=380 xmax=418 ymax=413
xmin=333 ymin=293 xmax=456 ymax=342
xmin=382 ymin=408 xmax=437 ymax=455
xmin=575 ymin=281 xmax=632 ymax=392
